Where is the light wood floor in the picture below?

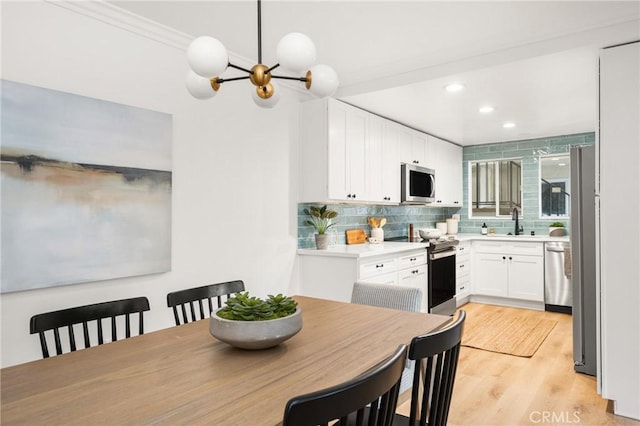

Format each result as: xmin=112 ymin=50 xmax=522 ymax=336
xmin=398 ymin=302 xmax=640 ymax=425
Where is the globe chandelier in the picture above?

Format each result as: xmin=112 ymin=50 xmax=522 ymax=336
xmin=185 ymin=0 xmax=339 ymax=108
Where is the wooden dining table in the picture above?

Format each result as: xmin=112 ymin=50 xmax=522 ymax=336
xmin=1 ymin=295 xmax=450 ymax=425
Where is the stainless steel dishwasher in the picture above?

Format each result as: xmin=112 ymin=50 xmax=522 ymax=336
xmin=544 ymin=241 xmax=572 ymax=313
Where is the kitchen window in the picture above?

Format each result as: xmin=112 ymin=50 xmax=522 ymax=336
xmin=539 ymin=154 xmax=570 ymax=217
xmin=470 ymin=159 xmax=522 ymax=217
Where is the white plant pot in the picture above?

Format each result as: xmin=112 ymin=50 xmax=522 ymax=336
xmin=209 ymin=307 xmax=303 ymax=350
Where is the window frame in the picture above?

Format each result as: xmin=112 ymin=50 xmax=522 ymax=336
xmin=468 ymin=157 xmax=523 ymax=219
xmin=538 ymin=154 xmax=571 ymax=219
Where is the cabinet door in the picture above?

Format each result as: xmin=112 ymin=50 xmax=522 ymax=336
xmin=368 ymin=115 xmax=390 ymax=203
xmin=327 ymin=102 xmax=349 ymax=200
xmin=411 ymin=131 xmax=427 ymax=167
xmin=433 ymin=137 xmax=462 ymax=206
xmin=327 ymin=101 xmax=368 ymax=201
xmin=507 ymin=255 xmax=544 ymax=301
xmin=473 ymin=253 xmax=508 ymax=297
xmin=346 ymin=109 xmax=368 ymax=201
xmin=381 ymin=121 xmax=399 ymax=202
xmin=398 ymin=264 xmax=428 ymax=311
xmin=397 ymin=124 xmax=413 ymax=165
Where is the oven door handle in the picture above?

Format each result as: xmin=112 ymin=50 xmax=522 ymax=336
xmin=429 ymin=250 xmax=456 ymax=261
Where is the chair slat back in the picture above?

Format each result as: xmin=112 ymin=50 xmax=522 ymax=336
xmin=351 ymin=281 xmax=422 ymax=312
xmin=407 ymin=310 xmax=466 ymax=426
xmin=282 ymin=345 xmax=408 ymax=426
xmin=30 ymin=297 xmax=150 ymax=359
xmin=166 ymin=280 xmax=245 ymax=325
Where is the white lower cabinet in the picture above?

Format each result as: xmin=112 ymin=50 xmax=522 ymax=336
xmin=472 ymin=241 xmax=544 ymax=304
xmin=299 ymin=248 xmax=429 ymax=312
xmin=455 ymin=241 xmax=471 ymax=307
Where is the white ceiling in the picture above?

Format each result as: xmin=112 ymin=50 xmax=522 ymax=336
xmin=110 ymin=1 xmax=640 ymax=145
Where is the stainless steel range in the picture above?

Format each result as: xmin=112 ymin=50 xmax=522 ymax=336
xmin=427 ymin=238 xmax=458 ymax=316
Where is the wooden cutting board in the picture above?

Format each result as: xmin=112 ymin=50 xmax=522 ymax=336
xmin=345 ymin=229 xmax=367 ymax=245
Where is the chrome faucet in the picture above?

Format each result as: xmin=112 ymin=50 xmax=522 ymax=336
xmin=512 ymin=208 xmax=523 ymax=235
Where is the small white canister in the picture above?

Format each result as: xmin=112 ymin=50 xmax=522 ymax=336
xmin=436 ymin=222 xmax=447 ymax=234
xmin=446 ymin=218 xmax=459 ymax=235
xmin=371 ymin=227 xmax=384 ymax=242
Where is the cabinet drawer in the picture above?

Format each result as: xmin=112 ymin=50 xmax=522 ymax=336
xmin=507 ymin=242 xmax=543 ymax=256
xmin=473 ymin=241 xmax=507 ymax=254
xmin=398 ymin=264 xmax=427 ymax=281
xmin=359 ymin=258 xmax=398 ymax=279
xmin=456 ymin=260 xmax=470 ymax=277
xmin=456 ymin=243 xmax=471 ymax=256
xmin=398 ymin=251 xmax=427 ymax=268
xmin=359 ymin=272 xmax=397 ymax=286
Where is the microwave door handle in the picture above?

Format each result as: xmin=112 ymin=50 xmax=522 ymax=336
xmin=430 ymin=174 xmax=436 ymax=196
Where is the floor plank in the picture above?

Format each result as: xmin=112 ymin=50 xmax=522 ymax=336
xmin=397 ymin=303 xmax=640 ymax=425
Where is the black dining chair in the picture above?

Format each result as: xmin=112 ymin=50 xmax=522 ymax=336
xmin=282 ymin=345 xmax=408 ymax=426
xmin=395 ymin=310 xmax=466 ymax=426
xmin=30 ymin=296 xmax=150 ymax=359
xmin=166 ymin=279 xmax=245 ymax=325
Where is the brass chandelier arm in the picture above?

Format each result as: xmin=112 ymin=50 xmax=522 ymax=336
xmin=228 ymin=63 xmax=254 ymax=74
xmin=215 ymin=75 xmax=251 ymax=84
xmin=271 ymin=75 xmax=308 ymax=82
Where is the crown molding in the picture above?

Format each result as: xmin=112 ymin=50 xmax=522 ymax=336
xmin=45 ymin=1 xmax=310 ymax=95
xmin=46 ymin=1 xmax=193 ymax=50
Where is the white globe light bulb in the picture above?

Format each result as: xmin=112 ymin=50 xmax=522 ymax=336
xmin=277 ymin=32 xmax=316 ymax=73
xmin=307 ymin=64 xmax=339 ymax=97
xmin=187 ymin=36 xmax=228 ymax=77
xmin=251 ymin=82 xmax=280 ymax=109
xmin=185 ymin=70 xmax=217 ymax=99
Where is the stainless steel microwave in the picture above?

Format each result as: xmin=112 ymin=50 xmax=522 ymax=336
xmin=401 ymin=163 xmax=435 ymax=204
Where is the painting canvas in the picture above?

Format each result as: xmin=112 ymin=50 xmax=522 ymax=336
xmin=1 ymin=80 xmax=172 ymax=293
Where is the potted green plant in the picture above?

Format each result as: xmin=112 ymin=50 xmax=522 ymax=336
xmin=303 ymin=205 xmax=338 ymax=249
xmin=209 ymin=292 xmax=302 ymax=350
xmin=549 ymin=221 xmax=566 ymax=236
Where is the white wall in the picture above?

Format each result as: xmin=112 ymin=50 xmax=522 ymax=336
xmin=0 ymin=1 xmax=304 ymax=367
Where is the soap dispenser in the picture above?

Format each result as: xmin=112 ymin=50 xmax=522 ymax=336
xmin=481 ymin=223 xmax=488 ymax=235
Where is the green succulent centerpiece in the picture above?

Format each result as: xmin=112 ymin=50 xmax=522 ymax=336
xmin=216 ymin=292 xmax=297 ymax=321
xmin=210 ymin=292 xmax=303 ymax=350
xmin=304 ymin=205 xmax=338 ymax=249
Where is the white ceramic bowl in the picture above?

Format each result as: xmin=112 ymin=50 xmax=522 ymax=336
xmin=209 ymin=307 xmax=302 ymax=350
xmin=419 ymin=228 xmax=443 ymax=240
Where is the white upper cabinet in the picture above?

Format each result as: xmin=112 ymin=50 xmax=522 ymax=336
xmin=432 ymin=136 xmax=463 ymax=207
xmin=299 ymin=98 xmax=369 ymax=203
xmin=299 ymin=98 xmax=462 ymax=206
xmin=397 ymin=126 xmax=434 ymax=168
xmin=369 ymin=116 xmax=399 ymax=203
xmin=327 ymin=100 xmax=368 ymax=201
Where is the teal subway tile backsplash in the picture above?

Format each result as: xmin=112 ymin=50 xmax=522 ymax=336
xmin=297 ymin=203 xmax=461 ymax=248
xmin=296 ymin=132 xmax=593 ymax=248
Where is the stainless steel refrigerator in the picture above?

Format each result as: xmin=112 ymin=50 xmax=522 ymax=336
xmin=570 ymin=145 xmax=597 ymax=376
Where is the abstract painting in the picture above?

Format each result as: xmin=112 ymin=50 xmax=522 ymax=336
xmin=1 ymin=80 xmax=172 ymax=293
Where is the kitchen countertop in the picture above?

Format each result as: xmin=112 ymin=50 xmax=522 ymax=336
xmin=455 ymin=233 xmax=570 ymax=243
xmin=297 ymin=233 xmax=570 ymax=258
xmin=297 ymin=241 xmax=428 ymax=258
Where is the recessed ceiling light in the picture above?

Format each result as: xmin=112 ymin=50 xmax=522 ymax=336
xmin=445 ymin=83 xmax=465 ymax=93
xmin=503 ymin=122 xmax=516 ymax=129
xmin=478 ymin=105 xmax=495 ymax=113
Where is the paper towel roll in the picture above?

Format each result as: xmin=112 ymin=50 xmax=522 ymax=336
xmin=446 ymin=218 xmax=458 ymax=235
